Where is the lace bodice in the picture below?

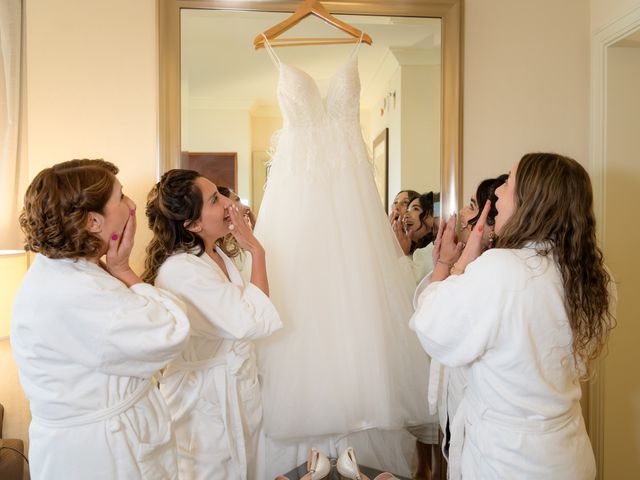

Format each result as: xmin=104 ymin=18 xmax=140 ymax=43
xmin=277 ymin=56 xmax=361 ymax=128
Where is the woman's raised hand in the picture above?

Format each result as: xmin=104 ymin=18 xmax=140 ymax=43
xmin=438 ymin=213 xmax=464 ymax=265
xmin=106 ymin=204 xmax=141 ymax=287
xmin=431 ymin=214 xmax=446 ymax=266
xmin=392 ymin=216 xmax=412 ymax=255
xmin=456 ymin=200 xmax=491 ymax=271
xmin=227 ymin=205 xmax=264 ymax=255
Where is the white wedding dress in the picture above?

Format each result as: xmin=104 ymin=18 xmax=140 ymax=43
xmin=254 ymin=37 xmax=436 ymax=477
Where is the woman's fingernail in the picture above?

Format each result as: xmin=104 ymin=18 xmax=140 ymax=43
xmin=477 ymin=224 xmax=484 ymax=233
xmin=111 ymin=233 xmax=119 ymax=241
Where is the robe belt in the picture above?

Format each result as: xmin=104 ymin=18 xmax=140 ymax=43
xmin=447 ymin=388 xmax=581 ymax=480
xmin=31 ymin=378 xmax=153 ymax=429
xmin=427 ymin=359 xmax=442 ymax=416
xmin=164 ymin=343 xmax=252 ymax=480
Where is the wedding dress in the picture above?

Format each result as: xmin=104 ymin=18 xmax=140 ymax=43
xmin=254 ymin=36 xmax=436 ymax=476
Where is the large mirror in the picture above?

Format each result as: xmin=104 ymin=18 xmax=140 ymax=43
xmin=159 ymin=0 xmax=463 ymax=215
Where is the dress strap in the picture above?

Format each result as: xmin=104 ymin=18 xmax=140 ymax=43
xmin=262 ymin=34 xmax=281 ymax=68
xmin=349 ymin=32 xmax=365 ymax=59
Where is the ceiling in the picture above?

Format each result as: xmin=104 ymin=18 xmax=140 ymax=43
xmin=181 ymin=9 xmax=441 ymax=111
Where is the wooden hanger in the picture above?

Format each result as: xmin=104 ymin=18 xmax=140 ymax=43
xmin=254 ymin=0 xmax=372 ymax=49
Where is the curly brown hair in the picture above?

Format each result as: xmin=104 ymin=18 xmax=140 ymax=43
xmin=496 ymin=153 xmax=615 ymax=372
xmin=19 ymin=159 xmax=118 ymax=259
xmin=142 ymin=169 xmax=240 ymax=284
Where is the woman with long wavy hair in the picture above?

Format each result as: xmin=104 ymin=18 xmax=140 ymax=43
xmin=143 ymin=169 xmax=282 ymax=480
xmin=411 ymin=153 xmax=615 ymax=479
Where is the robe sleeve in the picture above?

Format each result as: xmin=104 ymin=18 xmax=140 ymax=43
xmin=410 ymin=250 xmax=517 ymax=368
xmin=97 ymin=282 xmax=191 ymax=376
xmin=157 ymin=254 xmax=282 ymax=341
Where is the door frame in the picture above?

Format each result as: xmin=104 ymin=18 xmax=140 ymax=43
xmin=589 ymin=5 xmax=640 ymax=478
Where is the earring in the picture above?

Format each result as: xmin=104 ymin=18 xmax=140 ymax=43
xmin=488 ymin=229 xmax=496 ymax=248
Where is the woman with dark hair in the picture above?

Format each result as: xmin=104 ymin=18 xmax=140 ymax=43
xmin=411 ymin=153 xmax=615 ymax=478
xmin=218 ymin=185 xmax=256 ymax=230
xmin=390 ymin=189 xmax=420 ymax=255
xmin=458 ymin=174 xmax=508 ymax=248
xmin=401 ymin=192 xmax=438 ymax=282
xmin=143 ymin=169 xmax=282 ymax=480
xmin=11 ymin=159 xmax=190 ymax=479
xmin=389 ymin=189 xmax=420 ymax=223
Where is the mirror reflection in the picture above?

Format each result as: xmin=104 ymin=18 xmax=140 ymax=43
xmin=180 ymin=10 xmax=441 ymax=213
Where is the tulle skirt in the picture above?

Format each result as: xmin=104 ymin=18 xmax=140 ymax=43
xmin=254 ymin=123 xmax=435 ymax=440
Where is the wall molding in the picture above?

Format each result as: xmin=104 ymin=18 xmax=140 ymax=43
xmin=588 ymin=5 xmax=640 ymax=478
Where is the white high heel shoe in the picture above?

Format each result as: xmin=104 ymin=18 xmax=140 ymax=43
xmin=336 ymin=447 xmax=397 ymax=480
xmin=274 ymin=448 xmax=331 ymax=480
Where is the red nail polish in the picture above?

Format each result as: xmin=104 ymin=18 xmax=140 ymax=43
xmin=111 ymin=233 xmax=118 ymax=241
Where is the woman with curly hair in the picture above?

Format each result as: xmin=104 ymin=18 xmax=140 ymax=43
xmin=143 ymin=169 xmax=281 ymax=480
xmin=401 ymin=191 xmax=438 ymax=283
xmin=411 ymin=153 xmax=615 ymax=479
xmin=11 ymin=159 xmax=190 ymax=479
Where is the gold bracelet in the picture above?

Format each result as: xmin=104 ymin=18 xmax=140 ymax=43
xmin=436 ymin=260 xmax=452 ymax=268
xmin=449 ymin=263 xmax=465 ymax=275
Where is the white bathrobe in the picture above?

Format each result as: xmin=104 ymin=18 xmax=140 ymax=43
xmin=414 ymin=273 xmax=467 ymax=449
xmin=154 ymin=248 xmax=282 ymax=480
xmin=411 ymin=246 xmax=596 ymax=479
xmin=10 ymin=254 xmax=190 ymax=480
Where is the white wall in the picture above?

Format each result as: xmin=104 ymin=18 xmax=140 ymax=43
xmin=183 ymin=108 xmax=252 ymax=202
xmin=463 ymin=0 xmax=590 ymax=201
xmin=401 ymin=65 xmax=440 ymax=195
xmin=603 ymin=44 xmax=640 ymax=479
xmin=25 ymin=0 xmax=158 ymax=271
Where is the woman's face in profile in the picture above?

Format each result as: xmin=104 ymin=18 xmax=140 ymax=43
xmin=190 ymin=177 xmax=234 ymax=242
xmin=94 ymin=179 xmax=135 ymax=248
xmin=404 ymin=198 xmax=433 ymax=242
xmin=391 ymin=191 xmax=412 ymax=218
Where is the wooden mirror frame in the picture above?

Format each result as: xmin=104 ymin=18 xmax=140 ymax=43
xmin=159 ymin=0 xmax=463 ymax=212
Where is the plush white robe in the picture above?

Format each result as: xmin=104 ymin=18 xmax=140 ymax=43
xmin=154 ymin=248 xmax=282 ymax=480
xmin=414 ymin=273 xmax=467 ymax=449
xmin=411 ymin=246 xmax=596 ymax=479
xmin=10 ymin=254 xmax=190 ymax=480
xmin=408 ymin=243 xmax=434 ymax=284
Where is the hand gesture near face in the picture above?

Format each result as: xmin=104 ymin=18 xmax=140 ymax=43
xmin=106 ymin=205 xmax=141 ymax=287
xmin=435 ymin=213 xmax=465 ymax=266
xmin=226 ymin=205 xmax=263 ymax=255
xmin=455 ymin=199 xmax=491 ymax=271
xmin=391 ymin=215 xmax=412 ymax=255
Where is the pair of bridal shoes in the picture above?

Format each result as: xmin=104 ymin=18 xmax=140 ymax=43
xmin=336 ymin=447 xmax=397 ymax=480
xmin=274 ymin=446 xmax=397 ymax=480
xmin=274 ymin=448 xmax=331 ymax=480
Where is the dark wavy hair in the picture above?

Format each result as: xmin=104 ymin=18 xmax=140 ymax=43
xmin=469 ymin=174 xmax=508 ymax=228
xmin=410 ymin=191 xmax=435 ymax=253
xmin=19 ymin=159 xmax=118 ymax=259
xmin=142 ymin=169 xmax=240 ymax=284
xmin=496 ymin=153 xmax=615 ymax=370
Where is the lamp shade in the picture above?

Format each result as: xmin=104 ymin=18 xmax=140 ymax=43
xmin=0 ymin=250 xmax=28 ymax=338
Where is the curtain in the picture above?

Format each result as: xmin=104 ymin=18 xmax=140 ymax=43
xmin=0 ymin=0 xmax=26 ymax=250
